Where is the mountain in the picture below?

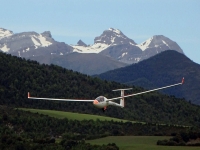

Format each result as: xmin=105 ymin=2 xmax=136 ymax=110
xmin=0 ymin=27 xmax=73 ymax=57
xmin=136 ymin=35 xmax=183 ymax=59
xmin=97 ymin=50 xmax=200 ymax=105
xmin=72 ymin=28 xmax=136 ymax=54
xmin=28 ymin=53 xmax=127 ymax=75
xmin=0 ymin=27 xmax=129 ymax=75
xmin=1 ymin=51 xmax=200 ymax=126
xmin=72 ymin=28 xmax=184 ymax=64
xmin=0 ymin=27 xmax=184 ymax=75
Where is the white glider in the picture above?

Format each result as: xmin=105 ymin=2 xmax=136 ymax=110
xmin=28 ymin=77 xmax=184 ymax=111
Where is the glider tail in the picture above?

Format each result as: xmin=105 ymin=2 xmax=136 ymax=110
xmin=120 ymin=91 xmax=125 ymax=107
xmin=112 ymin=88 xmax=132 ymax=108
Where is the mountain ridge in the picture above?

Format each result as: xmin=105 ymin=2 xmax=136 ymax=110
xmin=97 ymin=50 xmax=200 ymax=105
xmin=27 ymin=52 xmax=127 ymax=75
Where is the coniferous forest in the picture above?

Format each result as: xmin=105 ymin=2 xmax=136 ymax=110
xmin=1 ymin=52 xmax=200 ymax=149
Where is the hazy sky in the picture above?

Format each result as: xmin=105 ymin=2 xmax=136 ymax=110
xmin=1 ymin=0 xmax=200 ymax=64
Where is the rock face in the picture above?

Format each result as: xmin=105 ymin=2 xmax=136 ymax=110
xmin=94 ymin=28 xmax=136 ymax=45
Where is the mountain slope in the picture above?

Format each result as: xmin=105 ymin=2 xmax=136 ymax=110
xmin=28 ymin=53 xmax=128 ymax=75
xmin=97 ymin=50 xmax=200 ymax=105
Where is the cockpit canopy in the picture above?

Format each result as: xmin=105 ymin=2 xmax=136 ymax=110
xmin=95 ymin=96 xmax=105 ymax=102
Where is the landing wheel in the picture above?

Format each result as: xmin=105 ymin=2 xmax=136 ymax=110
xmin=102 ymin=108 xmax=105 ymax=112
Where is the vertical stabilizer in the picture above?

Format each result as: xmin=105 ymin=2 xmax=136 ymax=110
xmin=120 ymin=90 xmax=125 ymax=107
xmin=112 ymin=88 xmax=132 ymax=108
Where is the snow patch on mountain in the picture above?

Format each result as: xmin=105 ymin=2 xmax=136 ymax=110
xmin=73 ymin=43 xmax=109 ymax=53
xmin=136 ymin=37 xmax=153 ymax=51
xmin=119 ymin=52 xmax=128 ymax=58
xmin=108 ymin=28 xmax=121 ymax=34
xmin=162 ymin=40 xmax=170 ymax=48
xmin=1 ymin=44 xmax=10 ymax=52
xmin=31 ymin=34 xmax=52 ymax=47
xmin=0 ymin=28 xmax=13 ymax=39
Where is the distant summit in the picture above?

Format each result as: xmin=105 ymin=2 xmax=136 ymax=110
xmin=41 ymin=31 xmax=52 ymax=38
xmin=94 ymin=28 xmax=136 ymax=45
xmin=135 ymin=35 xmax=184 ymax=61
xmin=137 ymin=35 xmax=183 ymax=53
xmin=77 ymin=39 xmax=87 ymax=47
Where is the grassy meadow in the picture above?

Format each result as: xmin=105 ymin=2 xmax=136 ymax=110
xmin=87 ymin=136 xmax=200 ymax=150
xmin=18 ymin=108 xmax=199 ymax=149
xmin=18 ymin=108 xmax=139 ymax=123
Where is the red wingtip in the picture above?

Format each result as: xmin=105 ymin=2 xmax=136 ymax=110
xmin=181 ymin=77 xmax=184 ymax=84
xmin=28 ymin=92 xmax=30 ymax=98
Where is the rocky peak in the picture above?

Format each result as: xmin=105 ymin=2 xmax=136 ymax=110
xmin=77 ymin=39 xmax=87 ymax=47
xmin=137 ymin=35 xmax=184 ymax=54
xmin=41 ymin=31 xmax=52 ymax=38
xmin=94 ymin=28 xmax=136 ymax=45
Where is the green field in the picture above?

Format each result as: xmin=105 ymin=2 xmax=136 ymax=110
xmin=18 ymin=108 xmax=198 ymax=149
xmin=18 ymin=108 xmax=139 ymax=123
xmin=87 ymin=136 xmax=200 ymax=150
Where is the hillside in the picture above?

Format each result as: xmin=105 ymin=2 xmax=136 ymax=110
xmin=1 ymin=52 xmax=200 ymax=126
xmin=27 ymin=52 xmax=127 ymax=75
xmin=97 ymin=50 xmax=200 ymax=105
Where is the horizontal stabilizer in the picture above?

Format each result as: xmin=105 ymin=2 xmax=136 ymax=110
xmin=112 ymin=88 xmax=132 ymax=91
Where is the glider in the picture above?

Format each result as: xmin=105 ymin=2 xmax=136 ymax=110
xmin=28 ymin=77 xmax=184 ymax=112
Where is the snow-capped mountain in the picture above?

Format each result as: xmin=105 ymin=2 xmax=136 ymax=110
xmin=0 ymin=27 xmax=184 ymax=75
xmin=137 ymin=35 xmax=183 ymax=53
xmin=72 ymin=28 xmax=136 ymax=53
xmin=135 ymin=35 xmax=184 ymax=62
xmin=0 ymin=28 xmax=72 ymax=57
xmin=94 ymin=28 xmax=136 ymax=45
xmin=72 ymin=28 xmax=184 ymax=64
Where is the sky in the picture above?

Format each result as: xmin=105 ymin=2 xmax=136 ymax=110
xmin=1 ymin=0 xmax=200 ymax=64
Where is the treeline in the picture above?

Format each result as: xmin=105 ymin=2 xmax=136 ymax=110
xmin=1 ymin=52 xmax=200 ymax=126
xmin=0 ymin=106 xmax=195 ymax=149
xmin=157 ymin=131 xmax=200 ymax=146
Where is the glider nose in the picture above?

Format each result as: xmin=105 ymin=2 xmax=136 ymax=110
xmin=93 ymin=100 xmax=99 ymax=105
